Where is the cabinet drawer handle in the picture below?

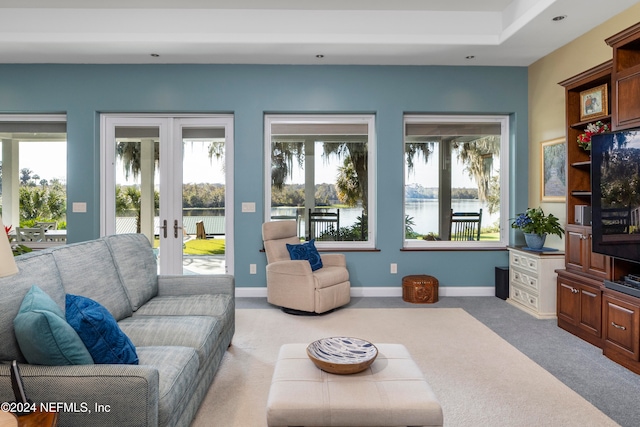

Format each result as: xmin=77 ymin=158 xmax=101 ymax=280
xmin=611 ymin=322 xmax=627 ymax=331
xmin=571 ymin=288 xmax=579 ymax=294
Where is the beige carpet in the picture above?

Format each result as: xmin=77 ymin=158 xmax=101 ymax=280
xmin=192 ymin=308 xmax=619 ymax=427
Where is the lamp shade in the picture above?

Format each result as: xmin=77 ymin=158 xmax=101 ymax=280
xmin=0 ymin=215 xmax=19 ymax=278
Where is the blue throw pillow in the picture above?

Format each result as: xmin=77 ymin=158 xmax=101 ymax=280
xmin=65 ymin=294 xmax=139 ymax=365
xmin=286 ymin=239 xmax=323 ymax=271
xmin=14 ymin=285 xmax=94 ymax=365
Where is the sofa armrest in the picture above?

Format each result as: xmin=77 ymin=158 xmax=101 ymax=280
xmin=320 ymin=253 xmax=346 ymax=268
xmin=0 ymin=363 xmax=158 ymax=427
xmin=157 ymin=274 xmax=235 ymax=297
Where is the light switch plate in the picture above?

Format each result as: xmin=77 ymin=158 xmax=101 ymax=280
xmin=241 ymin=202 xmax=256 ymax=213
xmin=72 ymin=202 xmax=87 ymax=213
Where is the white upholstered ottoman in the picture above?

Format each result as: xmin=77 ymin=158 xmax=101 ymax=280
xmin=266 ymin=343 xmax=443 ymax=427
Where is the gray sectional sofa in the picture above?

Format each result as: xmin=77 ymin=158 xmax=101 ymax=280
xmin=0 ymin=233 xmax=235 ymax=427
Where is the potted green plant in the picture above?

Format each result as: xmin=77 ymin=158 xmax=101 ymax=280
xmin=511 ymin=207 xmax=564 ymax=250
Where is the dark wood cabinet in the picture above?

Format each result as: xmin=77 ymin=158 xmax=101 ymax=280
xmin=564 ymin=224 xmax=611 ymax=279
xmin=606 ymin=22 xmax=640 ymax=131
xmin=557 ymin=271 xmax=602 ymax=347
xmin=602 ymin=289 xmax=640 ymax=374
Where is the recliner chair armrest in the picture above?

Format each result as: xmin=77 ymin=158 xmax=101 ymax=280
xmin=319 ymin=253 xmax=346 ymax=267
xmin=267 ymin=259 xmax=313 ymax=275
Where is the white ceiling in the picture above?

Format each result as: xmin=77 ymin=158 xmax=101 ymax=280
xmin=0 ymin=0 xmax=637 ymax=66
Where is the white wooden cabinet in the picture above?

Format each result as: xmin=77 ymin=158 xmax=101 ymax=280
xmin=507 ymin=247 xmax=565 ymax=319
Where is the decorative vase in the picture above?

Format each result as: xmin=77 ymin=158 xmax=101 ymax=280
xmin=524 ymin=232 xmax=546 ymax=250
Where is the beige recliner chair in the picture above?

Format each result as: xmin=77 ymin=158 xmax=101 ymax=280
xmin=262 ymin=220 xmax=351 ymax=314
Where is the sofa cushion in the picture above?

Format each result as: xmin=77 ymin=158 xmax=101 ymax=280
xmin=66 ymin=294 xmax=139 ymax=365
xmin=0 ymin=252 xmax=66 ymax=362
xmin=134 ymin=294 xmax=233 ymax=317
xmin=14 ymin=285 xmax=94 ymax=365
xmin=105 ymin=234 xmax=159 ymax=311
xmin=52 ymin=239 xmax=133 ymax=320
xmin=287 ymin=239 xmax=323 ymax=271
xmin=118 ymin=316 xmax=220 ymax=367
xmin=136 ymin=346 xmax=200 ymax=427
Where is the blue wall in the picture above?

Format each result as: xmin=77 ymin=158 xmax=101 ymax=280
xmin=0 ymin=64 xmax=527 ymax=290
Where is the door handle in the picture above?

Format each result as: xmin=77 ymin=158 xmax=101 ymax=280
xmin=174 ymin=220 xmax=182 ymax=239
xmin=160 ymin=219 xmax=168 ymax=238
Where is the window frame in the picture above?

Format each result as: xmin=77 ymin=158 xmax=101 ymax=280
xmin=0 ymin=113 xmax=68 ymax=234
xmin=402 ymin=114 xmax=509 ymax=250
xmin=264 ymin=114 xmax=377 ymax=250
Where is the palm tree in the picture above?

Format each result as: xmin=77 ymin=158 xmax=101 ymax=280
xmin=324 ymin=141 xmax=368 ymax=210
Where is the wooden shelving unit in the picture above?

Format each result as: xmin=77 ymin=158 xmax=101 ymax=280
xmin=559 ymin=60 xmax=612 ymax=225
xmin=557 ymin=60 xmax=613 ymax=347
xmin=556 ymin=22 xmax=640 ymax=375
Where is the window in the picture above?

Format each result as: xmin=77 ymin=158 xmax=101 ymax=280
xmin=0 ymin=115 xmax=67 ymax=245
xmin=265 ymin=114 xmax=376 ymax=248
xmin=403 ymin=115 xmax=508 ymax=248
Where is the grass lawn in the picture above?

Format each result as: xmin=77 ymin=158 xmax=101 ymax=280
xmin=154 ymin=238 xmax=225 ymax=255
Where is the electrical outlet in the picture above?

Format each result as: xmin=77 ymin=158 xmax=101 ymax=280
xmin=390 ymin=263 xmax=397 ymax=274
xmin=250 ymin=264 xmax=257 ymax=274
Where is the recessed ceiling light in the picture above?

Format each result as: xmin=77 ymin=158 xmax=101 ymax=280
xmin=465 ymin=55 xmax=475 ymax=60
xmin=552 ymin=15 xmax=567 ymax=21
xmin=316 ymin=54 xmax=324 ymax=59
xmin=150 ymin=53 xmax=160 ymax=57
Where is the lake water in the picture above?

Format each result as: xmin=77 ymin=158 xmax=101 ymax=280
xmin=271 ymin=198 xmax=500 ymax=235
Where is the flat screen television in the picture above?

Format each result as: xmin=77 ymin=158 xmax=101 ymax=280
xmin=591 ymin=128 xmax=640 ymax=265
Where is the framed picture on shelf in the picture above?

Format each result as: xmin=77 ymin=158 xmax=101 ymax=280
xmin=579 ymin=83 xmax=608 ymax=121
xmin=541 ymin=137 xmax=566 ymax=202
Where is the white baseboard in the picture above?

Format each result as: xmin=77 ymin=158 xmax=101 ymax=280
xmin=235 ymin=286 xmax=495 ymax=298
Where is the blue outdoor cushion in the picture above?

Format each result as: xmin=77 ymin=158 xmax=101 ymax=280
xmin=14 ymin=285 xmax=94 ymax=365
xmin=66 ymin=294 xmax=139 ymax=365
xmin=286 ymin=239 xmax=323 ymax=271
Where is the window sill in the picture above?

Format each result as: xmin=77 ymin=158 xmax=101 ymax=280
xmin=401 ymin=246 xmax=507 ymax=252
xmin=319 ymin=248 xmax=381 ymax=252
xmin=260 ymin=248 xmax=381 ymax=253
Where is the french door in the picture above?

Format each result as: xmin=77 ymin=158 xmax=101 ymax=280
xmin=100 ymin=114 xmax=234 ymax=275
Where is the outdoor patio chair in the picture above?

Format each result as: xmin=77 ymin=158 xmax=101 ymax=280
xmin=450 ymin=208 xmax=482 ymax=241
xmin=35 ymin=221 xmax=57 ymax=230
xmin=308 ymin=209 xmax=340 ymax=241
xmin=15 ymin=227 xmax=46 ymax=242
xmin=262 ymin=220 xmax=351 ymax=315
